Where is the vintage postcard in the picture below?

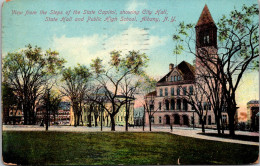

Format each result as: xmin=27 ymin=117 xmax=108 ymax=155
xmin=1 ymin=0 xmax=259 ymax=165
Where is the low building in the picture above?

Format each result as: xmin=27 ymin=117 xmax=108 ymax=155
xmin=134 ymin=107 xmax=144 ymax=126
xmin=70 ymin=96 xmax=135 ymax=127
xmin=36 ymin=101 xmax=71 ymax=125
xmin=247 ymin=100 xmax=259 ymax=131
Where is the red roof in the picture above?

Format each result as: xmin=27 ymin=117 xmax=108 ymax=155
xmin=157 ymin=61 xmax=195 ymax=84
xmin=196 ymin=4 xmax=215 ymax=26
xmin=145 ymin=91 xmax=156 ymax=97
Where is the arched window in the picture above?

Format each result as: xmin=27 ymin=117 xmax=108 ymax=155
xmin=171 ymin=99 xmax=175 ymax=110
xmin=174 ymin=76 xmax=177 ymax=81
xmin=170 ymin=76 xmax=173 ymax=82
xmin=189 ymin=86 xmax=193 ymax=95
xmin=159 ymin=102 xmax=162 ymax=110
xmin=183 ymin=99 xmax=188 ymax=111
xmin=183 ymin=87 xmax=187 ymax=95
xmin=177 ymin=87 xmax=180 ymax=95
xmin=165 ymin=100 xmax=169 ymax=110
xmin=165 ymin=88 xmax=168 ymax=96
xmin=177 ymin=99 xmax=181 ymax=110
xmin=171 ymin=88 xmax=174 ymax=96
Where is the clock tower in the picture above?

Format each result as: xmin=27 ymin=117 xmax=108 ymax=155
xmin=195 ymin=4 xmax=218 ymax=72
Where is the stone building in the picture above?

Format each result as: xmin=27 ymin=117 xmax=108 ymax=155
xmin=247 ymin=100 xmax=259 ymax=131
xmin=144 ymin=5 xmax=229 ymax=128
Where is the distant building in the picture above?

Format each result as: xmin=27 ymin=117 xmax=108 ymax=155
xmin=57 ymin=102 xmax=71 ymax=125
xmin=247 ymin=100 xmax=259 ymax=131
xmin=70 ymin=95 xmax=135 ymax=127
xmin=36 ymin=101 xmax=71 ymax=125
xmin=134 ymin=107 xmax=144 ymax=126
xmin=7 ymin=107 xmax=23 ymax=125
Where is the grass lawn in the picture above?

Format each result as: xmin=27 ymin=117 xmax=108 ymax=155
xmin=2 ymin=131 xmax=259 ymax=165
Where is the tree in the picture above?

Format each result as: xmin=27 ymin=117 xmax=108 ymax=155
xmin=60 ymin=64 xmax=92 ymax=126
xmin=173 ymin=4 xmax=259 ymax=136
xmin=3 ymin=45 xmax=65 ymax=125
xmin=138 ymin=74 xmax=158 ymax=131
xmin=120 ymin=75 xmax=139 ymax=131
xmin=85 ymin=86 xmax=108 ymax=130
xmin=90 ymin=51 xmax=148 ymax=131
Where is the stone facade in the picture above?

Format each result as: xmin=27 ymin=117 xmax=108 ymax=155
xmin=144 ymin=5 xmax=229 ymax=128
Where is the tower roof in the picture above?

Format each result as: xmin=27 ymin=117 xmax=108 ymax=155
xmin=196 ymin=4 xmax=215 ymax=26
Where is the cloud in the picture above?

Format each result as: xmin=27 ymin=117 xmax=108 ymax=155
xmin=126 ymin=0 xmax=147 ymax=11
xmin=51 ymin=27 xmax=168 ymax=67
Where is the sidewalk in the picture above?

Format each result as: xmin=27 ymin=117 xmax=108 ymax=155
xmin=2 ymin=125 xmax=259 ymax=146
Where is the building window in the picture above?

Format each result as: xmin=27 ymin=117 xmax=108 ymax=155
xmin=159 ymin=116 xmax=162 ymax=123
xmin=118 ymin=116 xmax=119 ymax=121
xmin=151 ymin=116 xmax=154 ymax=123
xmin=189 ymin=86 xmax=193 ymax=95
xmin=183 ymin=99 xmax=188 ymax=111
xmin=174 ymin=76 xmax=177 ymax=81
xmin=177 ymin=87 xmax=180 ymax=95
xmin=203 ymin=102 xmax=207 ymax=110
xmin=171 ymin=76 xmax=173 ymax=82
xmin=222 ymin=115 xmax=227 ymax=124
xmin=183 ymin=87 xmax=187 ymax=95
xmin=160 ymin=89 xmax=163 ymax=97
xmin=208 ymin=115 xmax=212 ymax=125
xmin=165 ymin=100 xmax=169 ymax=110
xmin=159 ymin=102 xmax=162 ymax=110
xmin=171 ymin=88 xmax=174 ymax=96
xmin=150 ymin=104 xmax=154 ymax=111
xmin=208 ymin=103 xmax=211 ymax=110
xmin=171 ymin=99 xmax=175 ymax=110
xmin=165 ymin=88 xmax=168 ymax=96
xmin=121 ymin=116 xmax=123 ymax=121
xmin=177 ymin=99 xmax=181 ymax=110
xmin=177 ymin=76 xmax=181 ymax=81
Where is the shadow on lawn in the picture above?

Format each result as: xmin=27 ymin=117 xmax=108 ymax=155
xmin=199 ymin=133 xmax=259 ymax=142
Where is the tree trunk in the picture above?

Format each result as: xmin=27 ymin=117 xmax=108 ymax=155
xmin=23 ymin=103 xmax=28 ymax=125
xmin=228 ymin=111 xmax=235 ymax=136
xmin=110 ymin=114 xmax=115 ymax=131
xmin=100 ymin=111 xmax=103 ymax=131
xmin=200 ymin=116 xmax=205 ymax=133
xmin=88 ymin=110 xmax=92 ymax=127
xmin=149 ymin=115 xmax=152 ymax=131
xmin=215 ymin=114 xmax=221 ymax=135
xmin=125 ymin=100 xmax=129 ymax=131
xmin=94 ymin=114 xmax=98 ymax=127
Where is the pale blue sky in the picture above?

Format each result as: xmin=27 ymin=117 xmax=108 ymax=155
xmin=2 ymin=0 xmax=259 ymax=117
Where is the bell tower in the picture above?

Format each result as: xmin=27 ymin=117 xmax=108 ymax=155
xmin=195 ymin=4 xmax=217 ymax=49
xmin=195 ymin=5 xmax=218 ymax=72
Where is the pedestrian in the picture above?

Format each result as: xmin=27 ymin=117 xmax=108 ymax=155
xmin=170 ymin=124 xmax=173 ymax=132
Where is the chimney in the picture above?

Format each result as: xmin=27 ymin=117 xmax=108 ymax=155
xmin=169 ymin=63 xmax=174 ymax=71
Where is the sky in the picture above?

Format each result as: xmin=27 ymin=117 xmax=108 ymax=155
xmin=2 ymin=0 xmax=259 ymax=121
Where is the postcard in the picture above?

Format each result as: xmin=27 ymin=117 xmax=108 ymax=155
xmin=1 ymin=0 xmax=259 ymax=165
